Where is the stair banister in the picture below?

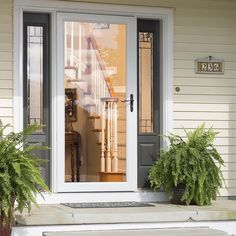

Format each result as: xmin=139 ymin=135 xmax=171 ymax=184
xmin=87 ymin=35 xmax=120 ymax=174
xmin=101 ymin=98 xmax=119 ymax=174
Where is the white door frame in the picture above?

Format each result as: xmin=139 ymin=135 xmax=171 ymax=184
xmin=57 ymin=12 xmax=137 ymax=192
xmin=13 ymin=0 xmax=173 ymax=195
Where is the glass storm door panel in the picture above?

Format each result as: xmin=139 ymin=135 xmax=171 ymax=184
xmin=57 ymin=13 xmax=137 ymax=192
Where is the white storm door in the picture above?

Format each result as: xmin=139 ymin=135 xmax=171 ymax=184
xmin=56 ymin=13 xmax=137 ymax=192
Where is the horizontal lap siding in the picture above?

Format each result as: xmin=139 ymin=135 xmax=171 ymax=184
xmin=172 ymin=2 xmax=236 ymax=196
xmin=0 ymin=0 xmax=13 ymax=133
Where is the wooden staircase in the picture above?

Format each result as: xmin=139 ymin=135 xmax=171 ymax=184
xmin=87 ymin=96 xmax=127 ymax=180
xmin=66 ymin=33 xmax=126 ymax=181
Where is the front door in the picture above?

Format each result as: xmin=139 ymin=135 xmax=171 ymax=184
xmin=56 ymin=13 xmax=137 ymax=192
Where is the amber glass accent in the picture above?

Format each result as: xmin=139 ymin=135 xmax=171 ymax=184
xmin=139 ymin=32 xmax=154 ymax=133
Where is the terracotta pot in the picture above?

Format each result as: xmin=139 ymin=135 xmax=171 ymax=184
xmin=0 ymin=198 xmax=15 ymax=236
xmin=0 ymin=220 xmax=12 ymax=236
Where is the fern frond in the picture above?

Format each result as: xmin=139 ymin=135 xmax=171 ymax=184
xmin=0 ymin=121 xmax=49 ymax=224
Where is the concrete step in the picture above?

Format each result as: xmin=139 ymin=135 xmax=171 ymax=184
xmin=43 ymin=228 xmax=228 ymax=236
xmin=14 ymin=200 xmax=236 ymax=227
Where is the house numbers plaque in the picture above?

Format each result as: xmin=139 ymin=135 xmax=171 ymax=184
xmin=195 ymin=56 xmax=224 ymax=74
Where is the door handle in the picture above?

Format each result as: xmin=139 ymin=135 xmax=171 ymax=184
xmin=121 ymin=94 xmax=134 ymax=112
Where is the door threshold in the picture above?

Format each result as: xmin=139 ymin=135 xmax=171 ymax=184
xmin=36 ymin=190 xmax=168 ymax=204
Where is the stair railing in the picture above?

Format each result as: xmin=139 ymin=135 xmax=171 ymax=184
xmin=86 ymin=35 xmax=115 ymax=115
xmin=86 ymin=35 xmax=119 ymax=174
xmin=100 ymin=98 xmax=118 ymax=173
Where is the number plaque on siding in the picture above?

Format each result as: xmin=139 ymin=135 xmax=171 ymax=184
xmin=195 ymin=56 xmax=224 ymax=74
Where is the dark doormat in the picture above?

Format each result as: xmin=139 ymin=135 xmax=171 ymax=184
xmin=61 ymin=202 xmax=154 ymax=208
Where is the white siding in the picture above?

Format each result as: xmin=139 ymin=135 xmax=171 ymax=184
xmin=0 ymin=0 xmax=13 ymax=133
xmin=171 ymin=2 xmax=236 ymax=196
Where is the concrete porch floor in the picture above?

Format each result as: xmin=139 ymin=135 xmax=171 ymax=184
xmin=15 ymin=200 xmax=236 ymax=226
xmin=12 ymin=200 xmax=236 ymax=236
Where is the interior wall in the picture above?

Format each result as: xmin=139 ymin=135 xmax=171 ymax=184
xmin=91 ymin=24 xmax=126 ymax=92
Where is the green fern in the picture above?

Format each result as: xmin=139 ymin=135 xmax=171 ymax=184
xmin=0 ymin=120 xmax=49 ymax=224
xmin=148 ymin=124 xmax=225 ymax=205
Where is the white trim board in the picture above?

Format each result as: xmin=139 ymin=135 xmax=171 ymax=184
xmin=13 ymin=0 xmax=173 ymax=196
xmin=36 ymin=191 xmax=168 ymax=204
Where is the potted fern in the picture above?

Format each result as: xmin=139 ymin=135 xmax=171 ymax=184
xmin=148 ymin=124 xmax=224 ymax=205
xmin=0 ymin=121 xmax=49 ymax=236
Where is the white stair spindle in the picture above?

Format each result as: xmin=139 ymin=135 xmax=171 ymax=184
xmin=64 ymin=22 xmax=67 ymax=66
xmin=98 ymin=75 xmax=101 ymax=114
xmin=70 ymin=22 xmax=74 ymax=66
xmin=110 ymin=101 xmax=114 ymax=171
xmin=78 ymin=23 xmax=82 ymax=79
xmin=106 ymin=101 xmax=111 ymax=172
xmin=91 ymin=50 xmax=95 ymax=104
xmin=113 ymin=101 xmax=118 ymax=172
xmin=96 ymin=63 xmax=99 ymax=113
xmin=101 ymin=101 xmax=106 ymax=172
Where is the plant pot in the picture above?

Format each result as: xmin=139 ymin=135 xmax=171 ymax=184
xmin=0 ymin=217 xmax=12 ymax=236
xmin=0 ymin=199 xmax=14 ymax=236
xmin=171 ymin=183 xmax=186 ymax=205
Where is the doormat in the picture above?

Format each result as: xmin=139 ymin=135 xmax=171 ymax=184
xmin=61 ymin=202 xmax=154 ymax=208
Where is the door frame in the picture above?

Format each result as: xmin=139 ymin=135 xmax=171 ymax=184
xmin=56 ymin=12 xmax=137 ymax=192
xmin=13 ymin=0 xmax=173 ymax=194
